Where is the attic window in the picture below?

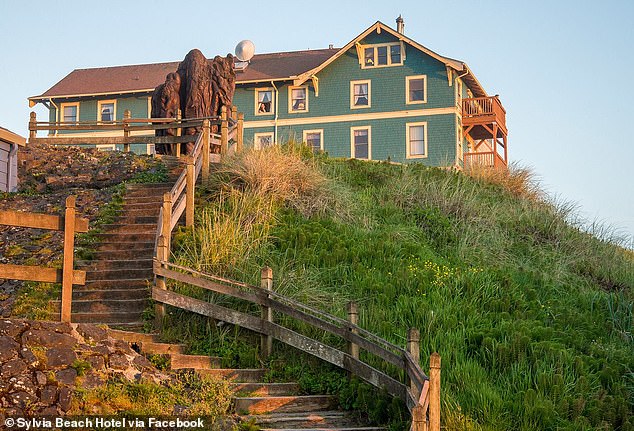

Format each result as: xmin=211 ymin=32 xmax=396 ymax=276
xmin=361 ymin=42 xmax=404 ymax=69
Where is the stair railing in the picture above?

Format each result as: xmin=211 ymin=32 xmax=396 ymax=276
xmin=151 ymin=260 xmax=441 ymax=431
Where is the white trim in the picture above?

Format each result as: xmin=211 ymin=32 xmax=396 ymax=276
xmin=95 ymin=144 xmax=116 ymax=151
xmin=288 ymin=85 xmax=309 ymax=113
xmin=350 ymin=80 xmax=371 ymax=109
xmin=360 ymin=42 xmax=405 ymax=69
xmin=60 ymin=102 xmax=80 ymax=123
xmin=455 ymin=79 xmax=463 ymax=108
xmin=405 ymin=121 xmax=428 ymax=159
xmin=302 ymin=129 xmax=324 ymax=151
xmin=244 ymin=106 xmax=456 ymax=128
xmin=147 ymin=96 xmax=152 ymax=118
xmin=350 ymin=126 xmax=371 ymax=160
xmin=97 ymin=99 xmax=117 ymax=122
xmin=255 ymin=87 xmax=275 ymax=116
xmin=30 ymin=88 xmax=155 ymax=102
xmin=253 ymin=132 xmax=275 ymax=149
xmin=406 ymin=75 xmax=427 ymax=105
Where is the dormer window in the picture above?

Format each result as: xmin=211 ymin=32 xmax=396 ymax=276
xmin=361 ymin=42 xmax=404 ymax=69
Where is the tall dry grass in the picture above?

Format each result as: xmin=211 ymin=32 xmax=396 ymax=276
xmin=466 ymin=162 xmax=543 ymax=202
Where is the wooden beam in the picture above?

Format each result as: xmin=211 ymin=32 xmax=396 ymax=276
xmin=0 ymin=210 xmax=88 ymax=232
xmin=0 ymin=264 xmax=85 ymax=285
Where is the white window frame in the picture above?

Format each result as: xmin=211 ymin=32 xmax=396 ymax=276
xmin=60 ymin=102 xmax=80 ymax=123
xmin=147 ymin=96 xmax=152 ymax=119
xmin=456 ymin=79 xmax=463 ymax=108
xmin=350 ymin=80 xmax=371 ymax=109
xmin=255 ymin=88 xmax=275 ymax=116
xmin=360 ymin=42 xmax=405 ymax=69
xmin=97 ymin=99 xmax=117 ymax=123
xmin=303 ymin=129 xmax=324 ymax=151
xmin=350 ymin=126 xmax=372 ymax=160
xmin=406 ymin=75 xmax=427 ymax=105
xmin=288 ymin=85 xmax=309 ymax=113
xmin=253 ymin=132 xmax=275 ymax=149
xmin=406 ymin=121 xmax=428 ymax=159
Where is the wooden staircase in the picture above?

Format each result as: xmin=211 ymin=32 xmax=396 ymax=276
xmin=108 ymin=329 xmax=383 ymax=431
xmin=51 ymin=156 xmax=184 ymax=329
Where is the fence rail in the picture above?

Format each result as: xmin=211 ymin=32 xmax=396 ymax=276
xmin=0 ymin=196 xmax=88 ymax=322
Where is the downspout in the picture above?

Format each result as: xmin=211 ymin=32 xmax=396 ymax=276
xmin=7 ymin=143 xmax=18 ymax=192
xmin=271 ymin=81 xmax=279 ymax=144
xmin=48 ymin=98 xmax=60 ymax=136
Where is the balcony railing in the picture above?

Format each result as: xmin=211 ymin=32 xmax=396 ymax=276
xmin=462 ymin=96 xmax=506 ymax=126
xmin=463 ymin=150 xmax=507 ymax=169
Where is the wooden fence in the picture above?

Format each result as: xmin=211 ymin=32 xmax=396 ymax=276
xmin=0 ymin=196 xmax=88 ymax=322
xmin=28 ymin=106 xmax=244 ymax=156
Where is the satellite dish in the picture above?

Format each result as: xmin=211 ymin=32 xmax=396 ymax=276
xmin=235 ymin=40 xmax=255 ymax=62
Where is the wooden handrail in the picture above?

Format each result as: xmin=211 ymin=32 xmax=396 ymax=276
xmin=151 ymin=259 xmax=440 ymax=430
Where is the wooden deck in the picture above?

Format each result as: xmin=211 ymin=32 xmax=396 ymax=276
xmin=461 ymin=96 xmax=508 ymax=169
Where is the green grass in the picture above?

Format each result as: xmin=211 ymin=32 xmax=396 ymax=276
xmin=170 ymin=147 xmax=633 ymax=431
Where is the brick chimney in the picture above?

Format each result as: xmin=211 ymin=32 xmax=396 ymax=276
xmin=396 ymin=15 xmax=405 ymax=34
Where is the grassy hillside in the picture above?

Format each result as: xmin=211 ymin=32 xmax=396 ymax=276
xmin=169 ymin=145 xmax=633 ymax=431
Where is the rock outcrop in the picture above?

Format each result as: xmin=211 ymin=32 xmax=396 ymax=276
xmin=0 ymin=319 xmax=166 ymax=418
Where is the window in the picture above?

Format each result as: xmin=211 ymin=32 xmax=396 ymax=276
xmin=456 ymin=117 xmax=463 ymax=162
xmin=406 ymin=75 xmax=427 ymax=104
xmin=406 ymin=122 xmax=428 ymax=159
xmin=350 ymin=80 xmax=371 ymax=109
xmin=255 ymin=88 xmax=274 ymax=115
xmin=351 ymin=126 xmax=371 ymax=160
xmin=456 ymin=79 xmax=463 ymax=107
xmin=98 ymin=100 xmax=116 ymax=122
xmin=303 ymin=129 xmax=323 ymax=152
xmin=61 ymin=103 xmax=79 ymax=123
xmin=254 ymin=132 xmax=274 ymax=149
xmin=361 ymin=43 xmax=404 ymax=68
xmin=288 ymin=86 xmax=308 ymax=113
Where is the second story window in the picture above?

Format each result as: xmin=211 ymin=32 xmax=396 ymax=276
xmin=289 ymin=86 xmax=308 ymax=113
xmin=406 ymin=75 xmax=427 ymax=104
xmin=351 ymin=80 xmax=371 ymax=109
xmin=361 ymin=43 xmax=404 ymax=69
xmin=61 ymin=103 xmax=79 ymax=123
xmin=98 ymin=100 xmax=116 ymax=122
xmin=256 ymin=88 xmax=274 ymax=115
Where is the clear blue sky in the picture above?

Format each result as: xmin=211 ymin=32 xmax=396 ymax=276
xmin=1 ymin=0 xmax=633 ymax=245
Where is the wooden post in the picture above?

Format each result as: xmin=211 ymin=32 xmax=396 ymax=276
xmin=29 ymin=112 xmax=36 ymax=140
xmin=237 ymin=112 xmax=244 ymax=153
xmin=175 ymin=109 xmax=182 ymax=158
xmin=155 ymin=235 xmax=168 ymax=329
xmin=162 ymin=192 xmax=172 ymax=253
xmin=231 ymin=105 xmax=238 ymax=122
xmin=186 ymin=156 xmax=195 ymax=227
xmin=407 ymin=328 xmax=420 ymax=395
xmin=260 ymin=266 xmax=273 ymax=359
xmin=429 ymin=352 xmax=441 ymax=431
xmin=347 ymin=301 xmax=359 ymax=360
xmin=60 ymin=196 xmax=76 ymax=323
xmin=411 ymin=404 xmax=426 ymax=431
xmin=202 ymin=119 xmax=210 ymax=183
xmin=220 ymin=106 xmax=228 ymax=157
xmin=123 ymin=109 xmax=131 ymax=153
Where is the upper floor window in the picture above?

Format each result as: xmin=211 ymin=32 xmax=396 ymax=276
xmin=255 ymin=88 xmax=274 ymax=115
xmin=98 ymin=100 xmax=116 ymax=122
xmin=289 ymin=86 xmax=308 ymax=113
xmin=350 ymin=80 xmax=371 ymax=109
xmin=406 ymin=75 xmax=427 ymax=104
xmin=61 ymin=103 xmax=79 ymax=123
xmin=361 ymin=43 xmax=404 ymax=69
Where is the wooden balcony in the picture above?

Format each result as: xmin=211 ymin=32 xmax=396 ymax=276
xmin=461 ymin=96 xmax=508 ymax=169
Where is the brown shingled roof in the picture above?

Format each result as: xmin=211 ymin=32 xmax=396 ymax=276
xmin=31 ymin=49 xmax=338 ymax=100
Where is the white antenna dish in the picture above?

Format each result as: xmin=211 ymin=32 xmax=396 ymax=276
xmin=235 ymin=40 xmax=255 ymax=62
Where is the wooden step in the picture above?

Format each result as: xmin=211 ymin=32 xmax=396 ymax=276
xmin=121 ymin=203 xmax=163 ymax=211
xmin=231 ymin=383 xmax=300 ymax=396
xmin=68 ymin=311 xmax=144 ymax=324
xmin=91 ymin=250 xmax=155 ymax=260
xmin=76 ymin=259 xmax=153 ymax=270
xmin=123 ymin=196 xmax=164 ymax=204
xmin=51 ymin=298 xmax=149 ymax=313
xmin=234 ymin=395 xmax=336 ymax=415
xmin=126 ymin=182 xmax=173 ymax=190
xmin=108 ymin=329 xmax=159 ymax=344
xmin=93 ymin=232 xmax=156 ymax=242
xmin=96 ymin=242 xmax=154 ymax=252
xmin=247 ymin=411 xmax=355 ymax=429
xmin=100 ymin=223 xmax=157 ymax=234
xmin=83 ymin=279 xmax=150 ymax=289
xmin=86 ymin=268 xmax=154 ymax=281
xmin=71 ymin=287 xmax=149 ymax=301
xmin=170 ymin=353 xmax=222 ymax=370
xmin=114 ymin=215 xmax=158 ymax=224
xmin=140 ymin=342 xmax=185 ymax=355
xmin=196 ymin=368 xmax=266 ymax=382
